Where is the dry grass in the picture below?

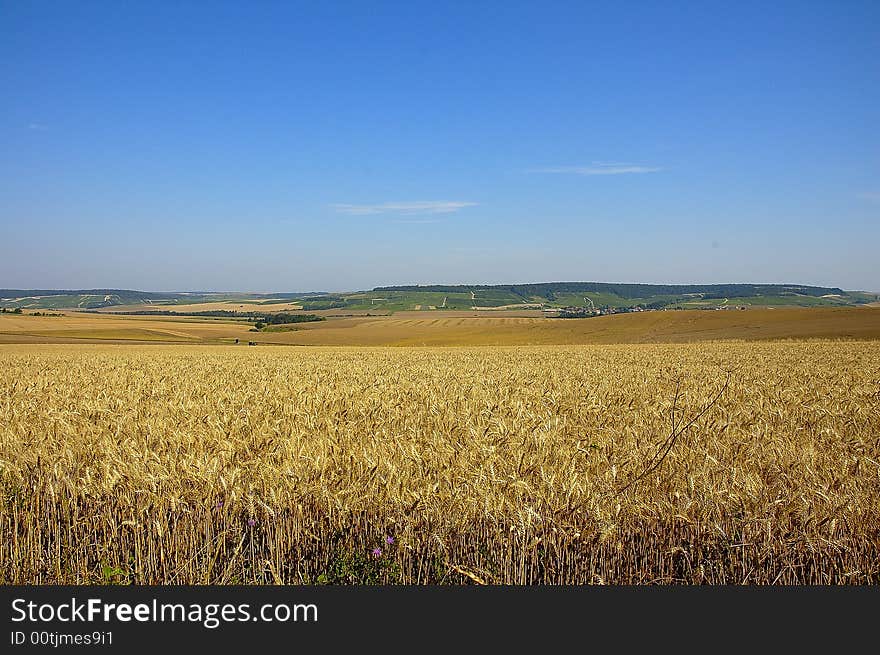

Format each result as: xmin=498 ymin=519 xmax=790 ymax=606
xmin=0 ymin=313 xmax=252 ymax=344
xmin=254 ymin=306 xmax=880 ymax=346
xmin=101 ymin=301 xmax=304 ymax=313
xmin=1 ymin=341 xmax=878 ymax=584
xmin=2 ymin=306 xmax=879 ymax=347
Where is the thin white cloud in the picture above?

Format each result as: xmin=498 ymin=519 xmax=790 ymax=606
xmin=27 ymin=123 xmax=48 ymax=131
xmin=531 ymin=163 xmax=662 ymax=176
xmin=390 ymin=218 xmax=442 ymax=224
xmin=857 ymin=192 xmax=880 ymax=202
xmin=331 ymin=201 xmax=477 ymax=215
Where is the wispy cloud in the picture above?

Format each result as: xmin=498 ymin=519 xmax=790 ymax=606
xmin=27 ymin=123 xmax=48 ymax=131
xmin=531 ymin=162 xmax=662 ymax=176
xmin=857 ymin=192 xmax=880 ymax=202
xmin=390 ymin=218 xmax=442 ymax=224
xmin=331 ymin=201 xmax=477 ymax=215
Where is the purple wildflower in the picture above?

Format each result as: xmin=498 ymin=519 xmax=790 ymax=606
xmin=248 ymin=518 xmax=256 ymax=527
xmin=385 ymin=536 xmax=394 ymax=545
xmin=372 ymin=547 xmax=382 ymax=558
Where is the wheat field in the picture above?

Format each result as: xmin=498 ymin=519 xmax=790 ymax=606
xmin=3 ymin=306 xmax=880 ymax=346
xmin=1 ymin=341 xmax=878 ymax=584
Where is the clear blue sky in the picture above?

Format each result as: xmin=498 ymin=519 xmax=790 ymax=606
xmin=2 ymin=1 xmax=878 ymax=292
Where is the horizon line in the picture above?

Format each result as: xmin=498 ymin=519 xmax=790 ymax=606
xmin=0 ymin=280 xmax=865 ymax=295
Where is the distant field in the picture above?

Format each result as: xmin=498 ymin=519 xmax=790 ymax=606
xmin=2 ymin=306 xmax=879 ymax=345
xmin=0 ymin=313 xmax=253 ymax=344
xmin=247 ymin=306 xmax=880 ymax=346
xmin=5 ymin=284 xmax=876 ymax=313
xmin=668 ymin=294 xmax=852 ymax=308
xmin=101 ymin=301 xmax=305 ymax=313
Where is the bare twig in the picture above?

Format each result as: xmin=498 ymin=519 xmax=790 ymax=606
xmin=612 ymin=370 xmax=732 ymax=496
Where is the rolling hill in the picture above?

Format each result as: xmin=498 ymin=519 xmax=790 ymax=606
xmin=1 ymin=282 xmax=876 ymax=313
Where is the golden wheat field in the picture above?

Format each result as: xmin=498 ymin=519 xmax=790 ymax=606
xmin=1 ymin=341 xmax=878 ymax=584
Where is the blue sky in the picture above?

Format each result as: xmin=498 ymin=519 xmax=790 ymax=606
xmin=2 ymin=1 xmax=878 ymax=292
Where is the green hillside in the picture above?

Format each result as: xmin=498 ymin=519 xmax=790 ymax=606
xmin=0 ymin=289 xmax=308 ymax=310
xmin=369 ymin=283 xmax=878 ymax=311
xmin=2 ymin=283 xmax=876 ymax=313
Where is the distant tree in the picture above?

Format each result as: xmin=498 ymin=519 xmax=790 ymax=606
xmin=12 ymin=308 xmax=22 ymax=314
xmin=254 ymin=321 xmax=266 ymax=330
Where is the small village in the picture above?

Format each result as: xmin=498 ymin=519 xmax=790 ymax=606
xmin=545 ymin=303 xmax=750 ymax=318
